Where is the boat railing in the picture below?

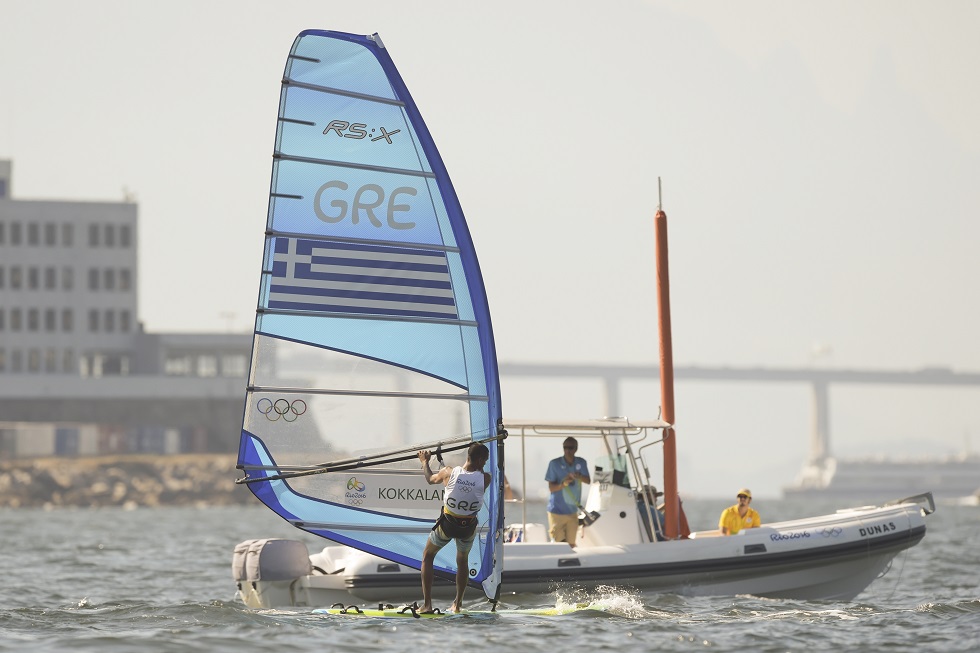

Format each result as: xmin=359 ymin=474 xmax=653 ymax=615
xmin=501 ymin=418 xmax=669 ymax=540
xmin=884 ymin=491 xmax=936 ymax=515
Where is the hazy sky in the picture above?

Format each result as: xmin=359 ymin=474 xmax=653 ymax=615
xmin=2 ymin=1 xmax=978 ymax=499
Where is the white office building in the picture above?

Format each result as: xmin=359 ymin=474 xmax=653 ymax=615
xmin=0 ymin=160 xmax=139 ymax=376
xmin=0 ymin=160 xmax=250 ymax=458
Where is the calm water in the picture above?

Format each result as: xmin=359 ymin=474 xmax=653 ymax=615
xmin=1 ymin=498 xmax=977 ymax=652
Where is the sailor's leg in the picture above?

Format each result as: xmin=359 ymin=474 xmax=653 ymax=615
xmin=420 ymin=537 xmax=440 ymax=612
xmin=450 ymin=544 xmax=468 ymax=613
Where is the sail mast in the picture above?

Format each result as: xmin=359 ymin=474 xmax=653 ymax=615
xmin=654 ymin=179 xmax=679 ymax=539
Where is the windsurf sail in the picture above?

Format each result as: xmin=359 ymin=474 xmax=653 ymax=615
xmin=236 ymin=30 xmax=505 ymax=602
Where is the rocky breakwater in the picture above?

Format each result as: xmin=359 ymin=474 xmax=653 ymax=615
xmin=0 ymin=454 xmax=254 ymax=508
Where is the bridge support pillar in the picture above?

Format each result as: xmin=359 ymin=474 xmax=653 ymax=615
xmin=810 ymin=381 xmax=830 ymax=463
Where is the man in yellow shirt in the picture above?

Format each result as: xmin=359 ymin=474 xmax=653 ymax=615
xmin=719 ymin=488 xmax=761 ymax=535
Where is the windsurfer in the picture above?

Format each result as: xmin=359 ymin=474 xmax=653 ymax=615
xmin=418 ymin=443 xmax=491 ymax=613
xmin=719 ymin=488 xmax=761 ymax=535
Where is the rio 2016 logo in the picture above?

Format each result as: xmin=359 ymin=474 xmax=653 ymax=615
xmin=345 ymin=477 xmax=367 ymax=506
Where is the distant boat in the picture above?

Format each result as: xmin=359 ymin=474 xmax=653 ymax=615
xmin=784 ymin=453 xmax=980 ymax=502
xmin=231 ymin=29 xmax=935 ymax=611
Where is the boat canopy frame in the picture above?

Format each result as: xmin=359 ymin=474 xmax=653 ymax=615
xmin=502 ymin=417 xmax=671 ymax=537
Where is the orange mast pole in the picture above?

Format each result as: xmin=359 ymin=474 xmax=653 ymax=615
xmin=654 ymin=181 xmax=679 ymax=539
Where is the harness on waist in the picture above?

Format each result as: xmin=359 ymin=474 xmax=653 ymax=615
xmin=434 ymin=507 xmax=478 ymax=539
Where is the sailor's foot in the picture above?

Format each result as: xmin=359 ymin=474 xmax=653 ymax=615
xmin=449 ymin=601 xmax=461 ymax=614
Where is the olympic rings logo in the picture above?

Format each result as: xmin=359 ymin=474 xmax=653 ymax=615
xmin=257 ymin=398 xmax=307 ymax=422
xmin=347 ymin=478 xmax=366 ymax=492
xmin=346 ymin=498 xmax=364 ymax=506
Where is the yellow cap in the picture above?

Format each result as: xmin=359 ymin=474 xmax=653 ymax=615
xmin=737 ymin=488 xmax=752 ymax=499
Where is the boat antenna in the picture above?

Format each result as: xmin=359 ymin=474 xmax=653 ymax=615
xmin=657 ymin=176 xmax=663 ymax=211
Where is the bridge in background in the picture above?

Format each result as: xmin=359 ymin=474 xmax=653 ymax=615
xmin=500 ymin=363 xmax=980 ymax=464
xmin=2 ymin=364 xmax=979 ymax=460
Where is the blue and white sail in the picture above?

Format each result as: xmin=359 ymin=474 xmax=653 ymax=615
xmin=236 ymin=30 xmax=504 ymax=602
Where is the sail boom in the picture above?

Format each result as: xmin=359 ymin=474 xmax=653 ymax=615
xmin=290 ymin=520 xmax=491 ymax=535
xmin=294 ymin=523 xmax=432 ymax=534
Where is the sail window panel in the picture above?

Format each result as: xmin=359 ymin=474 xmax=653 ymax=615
xmin=287 ymin=34 xmax=398 ymax=102
xmin=277 ymin=85 xmax=432 ymax=175
xmin=251 ymin=334 xmax=469 ymax=397
xmin=267 ymin=159 xmax=451 ymax=247
xmin=255 ymin=314 xmax=476 ymax=389
xmin=244 ymin=391 xmax=476 ymax=481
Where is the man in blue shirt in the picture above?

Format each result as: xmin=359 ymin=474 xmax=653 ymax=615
xmin=545 ymin=437 xmax=591 ymax=547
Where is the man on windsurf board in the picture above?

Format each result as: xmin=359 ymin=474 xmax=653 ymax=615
xmin=418 ymin=443 xmax=491 ymax=613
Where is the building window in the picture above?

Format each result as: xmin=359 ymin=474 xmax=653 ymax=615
xmin=89 ymin=309 xmax=99 ymax=332
xmin=119 ymin=268 xmax=132 ymax=291
xmin=0 ymin=267 xmax=4 ymax=288
xmin=0 ymin=222 xmax=5 ymax=243
xmin=27 ymin=223 xmax=39 ymax=245
xmin=11 ymin=350 xmax=22 ymax=372
xmin=28 ymin=308 xmax=39 ymax=331
xmin=11 ymin=266 xmax=21 ymax=289
xmin=88 ymin=268 xmax=99 ymax=290
xmin=0 ymin=308 xmax=4 ymax=331
xmin=105 ymin=224 xmax=115 ymax=247
xmin=0 ymin=348 xmax=5 ymax=372
xmin=198 ymin=355 xmax=218 ymax=377
xmin=11 ymin=308 xmax=21 ymax=331
xmin=104 ymin=268 xmax=116 ymax=290
xmin=45 ymin=309 xmax=56 ymax=332
xmin=104 ymin=310 xmax=115 ymax=332
xmin=62 ymin=309 xmax=73 ymax=332
xmin=120 ymin=310 xmax=131 ymax=332
xmin=11 ymin=222 xmax=22 ymax=245
xmin=45 ymin=267 xmax=56 ymax=290
xmin=120 ymin=224 xmax=132 ymax=248
xmin=62 ymin=349 xmax=74 ymax=374
xmin=62 ymin=223 xmax=74 ymax=247
xmin=45 ymin=223 xmax=56 ymax=246
xmin=165 ymin=356 xmax=193 ymax=375
xmin=28 ymin=349 xmax=40 ymax=372
xmin=221 ymin=354 xmax=247 ymax=377
xmin=62 ymin=267 xmax=73 ymax=291
xmin=45 ymin=348 xmax=57 ymax=372
xmin=28 ymin=267 xmax=39 ymax=290
xmin=88 ymin=223 xmax=99 ymax=246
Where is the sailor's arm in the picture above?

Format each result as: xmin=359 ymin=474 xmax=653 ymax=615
xmin=418 ymin=450 xmax=449 ymax=484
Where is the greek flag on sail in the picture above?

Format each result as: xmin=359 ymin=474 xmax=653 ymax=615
xmin=269 ymin=237 xmax=458 ymax=319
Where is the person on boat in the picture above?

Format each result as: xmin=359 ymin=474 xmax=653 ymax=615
xmin=545 ymin=437 xmax=591 ymax=547
xmin=417 ymin=442 xmax=491 ymax=614
xmin=718 ymin=488 xmax=761 ymax=535
xmin=637 ymin=485 xmax=666 ymax=542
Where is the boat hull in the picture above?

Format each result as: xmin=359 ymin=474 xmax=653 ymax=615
xmin=234 ymin=496 xmax=930 ymax=607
